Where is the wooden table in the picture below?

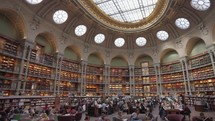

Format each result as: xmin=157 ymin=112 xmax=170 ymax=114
xmin=165 ymin=109 xmax=182 ymax=114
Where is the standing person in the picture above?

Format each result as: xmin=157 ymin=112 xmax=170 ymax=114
xmin=0 ymin=108 xmax=7 ymax=121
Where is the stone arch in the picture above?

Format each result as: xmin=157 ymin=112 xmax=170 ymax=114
xmin=135 ymin=54 xmax=154 ymax=66
xmin=64 ymin=45 xmax=81 ymax=61
xmin=160 ymin=48 xmax=180 ymax=63
xmin=111 ymin=55 xmax=128 ymax=67
xmin=0 ymin=9 xmax=26 ymax=40
xmin=185 ymin=37 xmax=206 ymax=56
xmin=35 ymin=32 xmax=58 ymax=53
xmin=87 ymin=52 xmax=104 ymax=65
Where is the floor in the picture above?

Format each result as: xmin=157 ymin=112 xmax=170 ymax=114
xmin=82 ymin=105 xmax=215 ymax=121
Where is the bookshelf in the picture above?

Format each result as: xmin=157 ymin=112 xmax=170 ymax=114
xmin=85 ymin=64 xmax=104 ymax=96
xmin=188 ymin=53 xmax=214 ymax=96
xmin=160 ymin=62 xmax=184 ymax=95
xmin=0 ymin=37 xmax=21 ymax=96
xmin=134 ymin=66 xmax=157 ymax=97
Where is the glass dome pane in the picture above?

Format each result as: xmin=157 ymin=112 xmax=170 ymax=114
xmin=94 ymin=34 xmax=105 ymax=44
xmin=156 ymin=30 xmax=169 ymax=41
xmin=191 ymin=0 xmax=210 ymax=11
xmin=53 ymin=10 xmax=68 ymax=24
xmin=93 ymin=0 xmax=158 ymax=23
xmin=26 ymin=0 xmax=43 ymax=5
xmin=75 ymin=25 xmax=87 ymax=36
xmin=175 ymin=18 xmax=190 ymax=29
xmin=114 ymin=38 xmax=125 ymax=47
xmin=136 ymin=37 xmax=147 ymax=46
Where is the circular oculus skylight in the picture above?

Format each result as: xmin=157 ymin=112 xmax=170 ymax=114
xmin=53 ymin=10 xmax=68 ymax=24
xmin=94 ymin=34 xmax=105 ymax=44
xmin=191 ymin=0 xmax=210 ymax=11
xmin=156 ymin=30 xmax=169 ymax=41
xmin=75 ymin=25 xmax=87 ymax=36
xmin=136 ymin=37 xmax=147 ymax=47
xmin=114 ymin=38 xmax=125 ymax=47
xmin=175 ymin=18 xmax=190 ymax=29
xmin=26 ymin=0 xmax=43 ymax=4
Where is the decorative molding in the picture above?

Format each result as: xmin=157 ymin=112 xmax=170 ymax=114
xmin=83 ymin=44 xmax=89 ymax=53
xmin=60 ymin=33 xmax=68 ymax=45
xmin=30 ymin=16 xmax=41 ymax=31
xmin=152 ymin=47 xmax=158 ymax=56
xmin=199 ymin=23 xmax=208 ymax=36
xmin=175 ymin=39 xmax=183 ymax=49
xmin=105 ymin=49 xmax=111 ymax=57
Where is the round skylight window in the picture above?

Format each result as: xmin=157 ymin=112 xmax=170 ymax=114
xmin=53 ymin=10 xmax=68 ymax=24
xmin=136 ymin=37 xmax=147 ymax=47
xmin=26 ymin=0 xmax=43 ymax=5
xmin=175 ymin=18 xmax=190 ymax=29
xmin=75 ymin=25 xmax=87 ymax=36
xmin=114 ymin=38 xmax=125 ymax=47
xmin=191 ymin=0 xmax=210 ymax=11
xmin=94 ymin=34 xmax=105 ymax=44
xmin=156 ymin=30 xmax=169 ymax=41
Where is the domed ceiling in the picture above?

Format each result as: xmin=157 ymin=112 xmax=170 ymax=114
xmin=21 ymin=0 xmax=212 ymax=50
xmin=76 ymin=0 xmax=169 ymax=32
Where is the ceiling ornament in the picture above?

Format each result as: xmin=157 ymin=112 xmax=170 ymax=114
xmin=60 ymin=33 xmax=68 ymax=45
xmin=152 ymin=47 xmax=158 ymax=56
xmin=83 ymin=43 xmax=89 ymax=53
xmin=175 ymin=39 xmax=183 ymax=49
xmin=199 ymin=23 xmax=208 ymax=35
xmin=105 ymin=49 xmax=111 ymax=57
xmin=76 ymin=0 xmax=170 ymax=33
xmin=30 ymin=16 xmax=41 ymax=31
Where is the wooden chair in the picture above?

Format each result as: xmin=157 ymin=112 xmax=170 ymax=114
xmin=166 ymin=114 xmax=184 ymax=121
xmin=75 ymin=113 xmax=82 ymax=121
xmin=112 ymin=117 xmax=123 ymax=121
xmin=58 ymin=115 xmax=75 ymax=121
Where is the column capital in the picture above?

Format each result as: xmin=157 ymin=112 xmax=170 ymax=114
xmin=180 ymin=56 xmax=189 ymax=62
xmin=153 ymin=63 xmax=160 ymax=67
xmin=206 ymin=44 xmax=215 ymax=52
xmin=104 ymin=64 xmax=111 ymax=68
xmin=22 ymin=39 xmax=35 ymax=48
xmin=128 ymin=65 xmax=135 ymax=68
xmin=80 ymin=60 xmax=88 ymax=65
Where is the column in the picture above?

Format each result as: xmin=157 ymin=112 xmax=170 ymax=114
xmin=183 ymin=57 xmax=192 ymax=95
xmin=80 ymin=60 xmax=87 ymax=96
xmin=129 ymin=65 xmax=135 ymax=96
xmin=180 ymin=58 xmax=188 ymax=95
xmin=53 ymin=53 xmax=63 ymax=95
xmin=18 ymin=40 xmax=34 ymax=94
xmin=154 ymin=64 xmax=159 ymax=96
xmin=104 ymin=64 xmax=110 ymax=96
xmin=208 ymin=50 xmax=215 ymax=76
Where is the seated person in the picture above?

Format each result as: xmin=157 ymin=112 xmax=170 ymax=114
xmin=180 ymin=104 xmax=191 ymax=117
xmin=130 ymin=108 xmax=142 ymax=121
xmin=192 ymin=112 xmax=212 ymax=121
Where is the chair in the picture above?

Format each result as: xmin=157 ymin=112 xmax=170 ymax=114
xmin=204 ymin=102 xmax=210 ymax=111
xmin=166 ymin=114 xmax=184 ymax=121
xmin=75 ymin=113 xmax=82 ymax=121
xmin=58 ymin=115 xmax=75 ymax=121
xmin=113 ymin=117 xmax=123 ymax=121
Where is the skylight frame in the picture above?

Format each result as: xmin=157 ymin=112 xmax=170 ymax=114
xmin=175 ymin=18 xmax=190 ymax=30
xmin=94 ymin=33 xmax=105 ymax=44
xmin=93 ymin=0 xmax=158 ymax=23
xmin=191 ymin=0 xmax=210 ymax=11
xmin=26 ymin=0 xmax=43 ymax=5
xmin=75 ymin=25 xmax=87 ymax=36
xmin=53 ymin=10 xmax=68 ymax=24
xmin=114 ymin=38 xmax=125 ymax=47
xmin=156 ymin=30 xmax=169 ymax=41
xmin=136 ymin=37 xmax=147 ymax=47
